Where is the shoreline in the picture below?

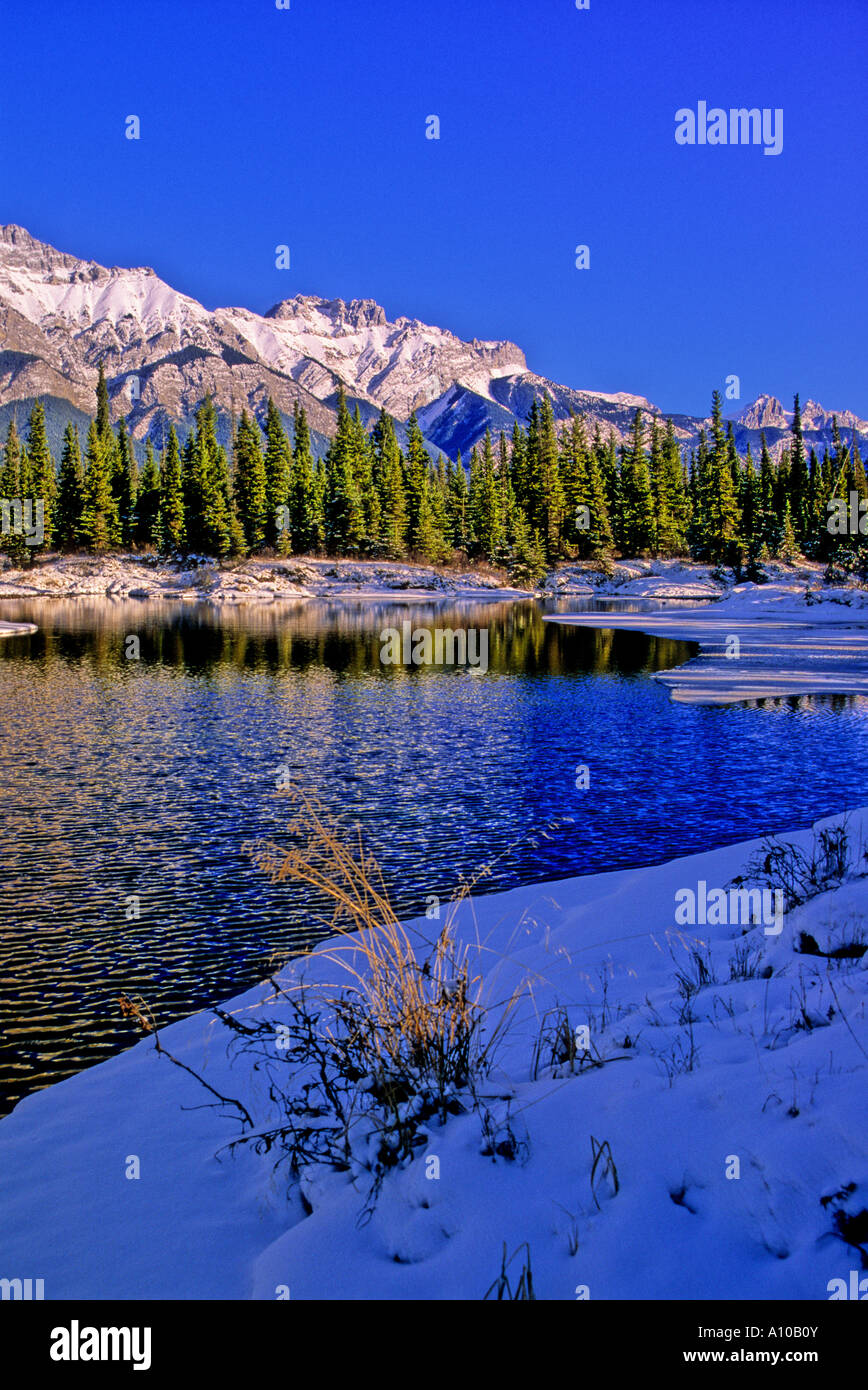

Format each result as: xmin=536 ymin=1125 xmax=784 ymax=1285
xmin=0 ymin=806 xmax=865 ymax=1299
xmin=0 ymin=553 xmax=535 ymax=605
xmin=547 ymin=582 xmax=868 ymax=704
xmin=0 ymin=552 xmax=845 ymax=609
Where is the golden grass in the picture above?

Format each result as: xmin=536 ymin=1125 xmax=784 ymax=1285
xmin=245 ymin=786 xmax=524 ymax=1097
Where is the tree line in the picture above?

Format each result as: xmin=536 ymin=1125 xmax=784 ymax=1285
xmin=1 ymin=367 xmax=866 ymax=582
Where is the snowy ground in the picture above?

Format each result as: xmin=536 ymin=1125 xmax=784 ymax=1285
xmin=0 ymin=554 xmax=527 ymax=603
xmin=1 ymin=809 xmax=866 ymax=1300
xmin=548 ymin=577 xmax=868 ymax=703
xmin=0 ymin=552 xmax=851 ymax=608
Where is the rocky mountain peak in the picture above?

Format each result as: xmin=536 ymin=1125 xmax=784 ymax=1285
xmin=737 ymin=394 xmax=790 ymax=430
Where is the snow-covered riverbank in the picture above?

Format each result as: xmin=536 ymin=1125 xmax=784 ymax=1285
xmin=0 ymin=554 xmax=530 ymax=604
xmin=1 ymin=809 xmax=866 ymax=1300
xmin=0 ymin=552 xmax=841 ymax=607
xmin=549 ymin=580 xmax=868 ymax=703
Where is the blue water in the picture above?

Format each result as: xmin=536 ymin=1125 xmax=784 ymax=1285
xmin=0 ymin=593 xmax=866 ymax=1115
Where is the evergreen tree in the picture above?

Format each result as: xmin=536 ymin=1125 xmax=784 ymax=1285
xmin=95 ymin=361 xmax=112 ymax=443
xmin=470 ymin=430 xmax=504 ymax=559
xmin=508 ymin=511 xmax=548 ymax=588
xmin=56 ymin=422 xmax=85 ymax=550
xmin=311 ymin=458 xmax=328 ymax=552
xmin=158 ymin=426 xmax=186 ymax=554
xmin=598 ymin=428 xmax=621 ymax=550
xmin=757 ymin=431 xmax=778 ymax=554
xmin=403 ymin=411 xmax=430 ymax=541
xmin=262 ymin=397 xmax=291 ymax=548
xmin=789 ymin=393 xmax=809 ymax=543
xmin=619 ymin=409 xmax=655 ymax=554
xmin=324 ymin=387 xmax=364 ymax=552
xmin=509 ymin=421 xmax=530 ymax=514
xmin=778 ymin=500 xmax=801 ymax=562
xmin=289 ymin=403 xmax=318 ymax=554
xmin=113 ymin=417 xmax=138 ymax=546
xmin=531 ymin=396 xmax=565 ymax=560
xmin=372 ymin=409 xmax=407 ymax=557
xmin=136 ymin=440 xmax=161 ymax=548
xmin=183 ymin=398 xmax=238 ymax=556
xmin=0 ymin=421 xmax=27 ymax=562
xmin=79 ymin=420 xmax=116 ymax=552
xmin=430 ymin=454 xmax=453 ymax=554
xmin=233 ymin=409 xmax=268 ymax=552
xmin=352 ymin=405 xmax=380 ymax=552
xmin=655 ymin=419 xmax=688 ymax=554
xmin=559 ymin=414 xmax=589 ymax=553
xmin=26 ymin=400 xmax=57 ymax=549
xmin=738 ymin=446 xmax=762 ymax=565
xmin=446 ymin=452 xmax=469 ymax=553
xmin=412 ymin=476 xmax=449 ymax=561
xmin=700 ymin=391 xmax=740 ymax=561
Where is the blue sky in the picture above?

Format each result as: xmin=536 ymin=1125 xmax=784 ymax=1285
xmin=1 ymin=0 xmax=865 ymax=419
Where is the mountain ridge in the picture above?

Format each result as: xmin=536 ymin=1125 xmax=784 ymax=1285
xmin=0 ymin=224 xmax=865 ymax=464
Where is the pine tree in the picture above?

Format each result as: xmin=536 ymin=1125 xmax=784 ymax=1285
xmin=183 ymin=398 xmax=238 ymax=556
xmin=95 ymin=362 xmax=112 ymax=443
xmin=446 ymin=452 xmax=469 ymax=553
xmin=726 ymin=421 xmax=740 ymax=490
xmin=79 ymin=421 xmax=116 ymax=552
xmin=403 ymin=412 xmax=430 ymax=541
xmin=757 ymin=431 xmax=778 ymax=554
xmin=311 ymin=458 xmax=327 ymax=552
xmin=559 ymin=414 xmax=589 ymax=553
xmin=700 ymin=391 xmax=740 ymax=562
xmin=56 ymin=422 xmax=85 ymax=549
xmin=262 ymin=397 xmax=291 ymax=548
xmin=597 ymin=428 xmax=621 ymax=551
xmin=412 ymin=476 xmax=449 ymax=561
xmin=532 ymin=396 xmax=566 ymax=560
xmin=738 ymin=446 xmax=762 ymax=566
xmin=324 ymin=387 xmax=364 ymax=553
xmin=289 ymin=403 xmax=317 ymax=554
xmin=351 ymin=405 xmax=380 ymax=553
xmin=430 ymin=454 xmax=453 ymax=555
xmin=372 ymin=409 xmax=407 ymax=557
xmin=619 ymin=409 xmax=655 ymax=555
xmin=778 ymin=500 xmax=801 ymax=562
xmin=655 ymin=419 xmax=688 ymax=554
xmin=470 ymin=430 xmax=504 ymax=560
xmin=233 ymin=409 xmax=268 ymax=552
xmin=0 ymin=420 xmax=27 ymax=562
xmin=26 ymin=400 xmax=57 ymax=549
xmin=508 ymin=511 xmax=548 ymax=588
xmin=508 ymin=421 xmax=529 ymax=516
xmin=789 ymin=393 xmax=809 ymax=544
xmin=158 ymin=426 xmax=186 ymax=554
xmin=497 ymin=432 xmax=517 ymax=551
xmin=113 ymin=417 xmax=138 ymax=546
xmin=135 ymin=440 xmax=161 ymax=548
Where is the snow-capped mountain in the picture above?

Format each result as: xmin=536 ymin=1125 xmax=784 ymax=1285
xmin=0 ymin=223 xmax=865 ymax=463
xmin=737 ymin=392 xmax=868 ymax=436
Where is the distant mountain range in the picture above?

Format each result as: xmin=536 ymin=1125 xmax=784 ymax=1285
xmin=1 ymin=223 xmax=866 ymax=465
